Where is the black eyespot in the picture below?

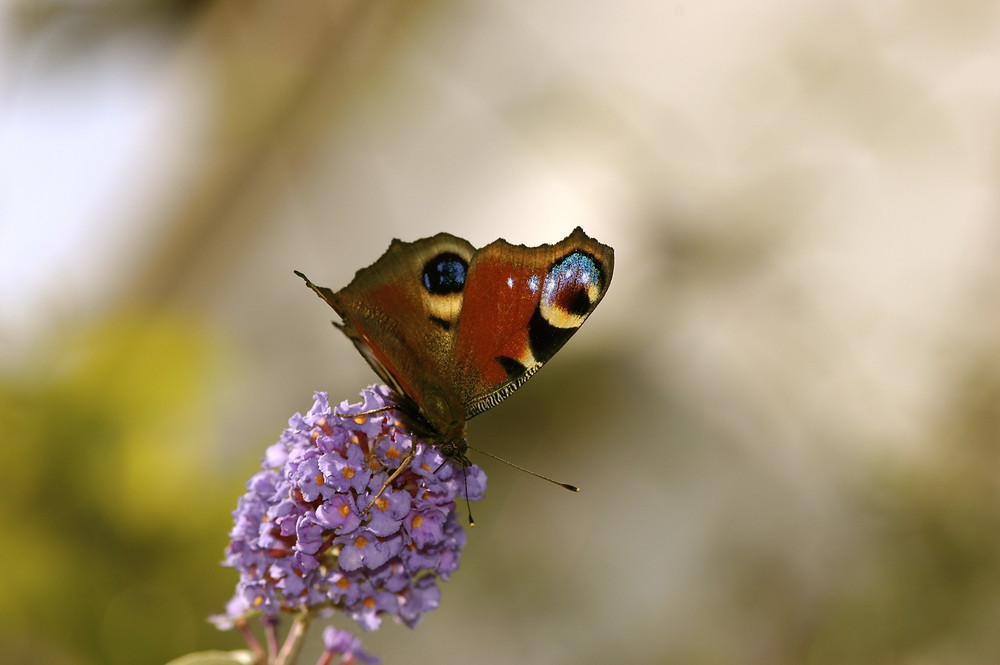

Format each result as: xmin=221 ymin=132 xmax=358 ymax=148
xmin=422 ymin=253 xmax=468 ymax=294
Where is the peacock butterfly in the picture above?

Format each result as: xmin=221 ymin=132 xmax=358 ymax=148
xmin=294 ymin=227 xmax=614 ymax=474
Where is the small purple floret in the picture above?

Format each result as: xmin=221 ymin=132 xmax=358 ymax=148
xmin=322 ymin=626 xmax=380 ymax=664
xmin=213 ymin=385 xmax=486 ymax=635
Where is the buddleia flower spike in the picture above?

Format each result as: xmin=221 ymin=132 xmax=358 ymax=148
xmin=208 ymin=386 xmax=486 ymax=664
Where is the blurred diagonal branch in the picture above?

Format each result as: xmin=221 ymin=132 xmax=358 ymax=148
xmin=122 ymin=0 xmax=443 ymax=304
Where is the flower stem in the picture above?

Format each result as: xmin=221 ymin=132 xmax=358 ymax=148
xmin=236 ymin=619 xmax=266 ymax=665
xmin=274 ymin=614 xmax=311 ymax=665
xmin=264 ymin=615 xmax=280 ymax=663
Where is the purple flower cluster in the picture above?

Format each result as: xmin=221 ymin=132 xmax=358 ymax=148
xmin=322 ymin=626 xmax=379 ymax=665
xmin=214 ymin=385 xmax=486 ymax=632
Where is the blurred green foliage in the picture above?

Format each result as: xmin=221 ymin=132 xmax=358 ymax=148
xmin=0 ymin=313 xmax=249 ymax=665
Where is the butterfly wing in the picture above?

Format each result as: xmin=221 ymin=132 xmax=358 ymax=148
xmin=297 ymin=227 xmax=614 ymax=443
xmin=296 ymin=233 xmax=476 ymax=437
xmin=452 ymin=227 xmax=614 ymax=418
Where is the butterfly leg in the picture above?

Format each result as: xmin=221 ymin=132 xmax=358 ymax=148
xmin=332 ymin=405 xmax=396 ymax=419
xmin=361 ymin=445 xmax=416 ymax=517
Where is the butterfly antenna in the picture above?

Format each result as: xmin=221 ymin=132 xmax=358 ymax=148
xmin=462 ymin=465 xmax=475 ymax=528
xmin=466 ymin=445 xmax=580 ymax=492
xmin=332 ymin=405 xmax=395 ymax=419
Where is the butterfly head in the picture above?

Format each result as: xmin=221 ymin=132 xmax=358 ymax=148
xmin=388 ymin=386 xmax=472 ymax=468
xmin=423 ymin=389 xmax=473 ymax=467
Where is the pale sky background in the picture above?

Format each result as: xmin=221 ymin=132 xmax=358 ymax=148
xmin=0 ymin=23 xmax=202 ymax=349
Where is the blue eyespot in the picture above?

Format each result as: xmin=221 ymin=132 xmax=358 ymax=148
xmin=422 ymin=253 xmax=468 ymax=295
xmin=542 ymin=252 xmax=601 ymax=319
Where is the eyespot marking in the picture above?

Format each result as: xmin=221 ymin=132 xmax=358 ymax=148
xmin=539 ymin=251 xmax=603 ymax=329
xmin=422 ymin=253 xmax=468 ymax=295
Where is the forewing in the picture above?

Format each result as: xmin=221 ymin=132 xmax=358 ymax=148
xmin=296 ymin=233 xmax=475 ymax=414
xmin=453 ymin=227 xmax=614 ymax=418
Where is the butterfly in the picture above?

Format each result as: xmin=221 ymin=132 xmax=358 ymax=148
xmin=295 ymin=226 xmax=614 ymax=479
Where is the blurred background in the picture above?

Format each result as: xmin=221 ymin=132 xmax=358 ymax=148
xmin=2 ymin=1 xmax=1000 ymax=664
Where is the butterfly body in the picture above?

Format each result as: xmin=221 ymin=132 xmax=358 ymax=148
xmin=296 ymin=227 xmax=614 ymax=467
